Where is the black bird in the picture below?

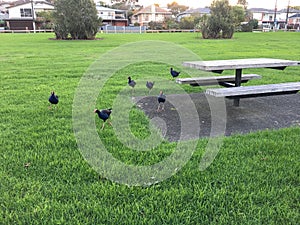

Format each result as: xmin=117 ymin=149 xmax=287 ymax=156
xmin=94 ymin=108 xmax=112 ymax=130
xmin=128 ymin=76 xmax=136 ymax=94
xmin=48 ymin=91 xmax=59 ymax=109
xmin=157 ymin=91 xmax=166 ymax=112
xmin=146 ymin=81 xmax=155 ymax=94
xmin=170 ymin=68 xmax=180 ymax=78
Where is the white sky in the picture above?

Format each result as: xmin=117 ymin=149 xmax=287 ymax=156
xmin=136 ymin=0 xmax=299 ymax=9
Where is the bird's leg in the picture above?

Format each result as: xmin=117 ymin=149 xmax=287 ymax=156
xmin=156 ymin=103 xmax=161 ymax=112
xmin=161 ymin=104 xmax=165 ymax=111
xmin=108 ymin=121 xmax=112 ymax=127
xmin=101 ymin=123 xmax=105 ymax=130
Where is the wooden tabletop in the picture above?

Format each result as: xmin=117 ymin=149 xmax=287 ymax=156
xmin=183 ymin=58 xmax=300 ymax=71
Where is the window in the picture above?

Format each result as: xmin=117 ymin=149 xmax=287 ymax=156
xmin=20 ymin=8 xmax=32 ymax=17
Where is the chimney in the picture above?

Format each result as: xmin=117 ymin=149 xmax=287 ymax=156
xmin=151 ymin=4 xmax=155 ymax=13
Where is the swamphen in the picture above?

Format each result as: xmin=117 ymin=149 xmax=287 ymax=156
xmin=48 ymin=91 xmax=59 ymax=109
xmin=146 ymin=81 xmax=155 ymax=94
xmin=128 ymin=76 xmax=136 ymax=94
xmin=94 ymin=108 xmax=112 ymax=130
xmin=170 ymin=68 xmax=180 ymax=78
xmin=157 ymin=91 xmax=166 ymax=112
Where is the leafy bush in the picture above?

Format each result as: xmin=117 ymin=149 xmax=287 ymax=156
xmin=53 ymin=0 xmax=101 ymax=40
xmin=241 ymin=19 xmax=258 ymax=32
xmin=198 ymin=0 xmax=235 ymax=39
xmin=179 ymin=16 xmax=196 ymax=29
xmin=148 ymin=21 xmax=164 ymax=30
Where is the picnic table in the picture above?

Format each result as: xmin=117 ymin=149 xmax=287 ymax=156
xmin=179 ymin=58 xmax=300 ymax=106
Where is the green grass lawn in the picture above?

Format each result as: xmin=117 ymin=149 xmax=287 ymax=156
xmin=0 ymin=32 xmax=299 ymax=224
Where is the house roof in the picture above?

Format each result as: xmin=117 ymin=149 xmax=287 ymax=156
xmin=249 ymin=8 xmax=275 ymax=13
xmin=133 ymin=5 xmax=171 ymax=16
xmin=96 ymin=5 xmax=126 ymax=12
xmin=289 ymin=13 xmax=300 ymax=18
xmin=178 ymin=7 xmax=210 ymax=16
xmin=7 ymin=0 xmax=54 ymax=8
xmin=278 ymin=8 xmax=300 ymax=13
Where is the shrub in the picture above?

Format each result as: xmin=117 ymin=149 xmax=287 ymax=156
xmin=198 ymin=0 xmax=235 ymax=39
xmin=53 ymin=0 xmax=101 ymax=40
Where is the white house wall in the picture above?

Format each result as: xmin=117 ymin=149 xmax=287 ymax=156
xmin=8 ymin=2 xmax=54 ymax=19
xmin=9 ymin=3 xmax=32 ymax=19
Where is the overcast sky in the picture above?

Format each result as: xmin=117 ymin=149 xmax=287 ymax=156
xmin=135 ymin=0 xmax=298 ymax=9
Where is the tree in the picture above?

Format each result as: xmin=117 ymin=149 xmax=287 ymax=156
xmin=167 ymin=2 xmax=188 ymax=16
xmin=36 ymin=11 xmax=55 ymax=29
xmin=53 ymin=0 xmax=101 ymax=40
xmin=241 ymin=18 xmax=258 ymax=32
xmin=237 ymin=0 xmax=248 ymax=10
xmin=290 ymin=6 xmax=300 ymax=10
xmin=111 ymin=0 xmax=137 ymax=8
xmin=198 ymin=0 xmax=234 ymax=39
xmin=164 ymin=17 xmax=179 ymax=29
xmin=232 ymin=5 xmax=245 ymax=28
xmin=179 ymin=16 xmax=201 ymax=29
xmin=111 ymin=0 xmax=136 ymax=3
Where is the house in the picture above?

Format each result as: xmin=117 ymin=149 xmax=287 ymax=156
xmin=5 ymin=0 xmax=54 ymax=30
xmin=131 ymin=4 xmax=172 ymax=26
xmin=249 ymin=8 xmax=300 ymax=29
xmin=176 ymin=7 xmax=210 ymax=22
xmin=288 ymin=13 xmax=300 ymax=29
xmin=250 ymin=8 xmax=281 ymax=29
xmin=96 ymin=5 xmax=128 ymax=26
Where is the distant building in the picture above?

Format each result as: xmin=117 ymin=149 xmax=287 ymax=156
xmin=288 ymin=13 xmax=300 ymax=29
xmin=5 ymin=0 xmax=54 ymax=30
xmin=96 ymin=5 xmax=128 ymax=26
xmin=131 ymin=4 xmax=172 ymax=26
xmin=176 ymin=7 xmax=210 ymax=22
xmin=249 ymin=8 xmax=300 ymax=29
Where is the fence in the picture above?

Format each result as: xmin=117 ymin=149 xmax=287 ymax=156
xmin=101 ymin=25 xmax=147 ymax=34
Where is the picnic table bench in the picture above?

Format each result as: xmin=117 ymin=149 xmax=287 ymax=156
xmin=206 ymin=82 xmax=300 ymax=98
xmin=181 ymin=58 xmax=300 ymax=106
xmin=176 ymin=74 xmax=261 ymax=87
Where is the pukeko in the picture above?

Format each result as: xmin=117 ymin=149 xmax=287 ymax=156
xmin=146 ymin=81 xmax=155 ymax=94
xmin=48 ymin=91 xmax=59 ymax=109
xmin=128 ymin=76 xmax=136 ymax=94
xmin=94 ymin=108 xmax=112 ymax=130
xmin=170 ymin=68 xmax=180 ymax=78
xmin=157 ymin=91 xmax=166 ymax=112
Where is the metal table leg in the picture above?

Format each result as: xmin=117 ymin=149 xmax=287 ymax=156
xmin=234 ymin=69 xmax=242 ymax=106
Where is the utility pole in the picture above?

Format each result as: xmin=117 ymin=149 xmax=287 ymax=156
xmin=273 ymin=0 xmax=277 ymax=31
xmin=285 ymin=0 xmax=290 ymax=29
xmin=31 ymin=0 xmax=36 ymax=33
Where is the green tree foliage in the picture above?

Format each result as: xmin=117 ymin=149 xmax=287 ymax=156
xmin=237 ymin=0 xmax=248 ymax=9
xmin=290 ymin=6 xmax=300 ymax=10
xmin=241 ymin=19 xmax=258 ymax=32
xmin=111 ymin=0 xmax=135 ymax=3
xmin=199 ymin=0 xmax=235 ymax=39
xmin=53 ymin=0 xmax=101 ymax=40
xmin=179 ymin=16 xmax=201 ymax=29
xmin=148 ymin=21 xmax=163 ymax=30
xmin=164 ymin=17 xmax=179 ymax=29
xmin=36 ymin=11 xmax=55 ymax=29
xmin=167 ymin=2 xmax=189 ymax=16
xmin=232 ymin=6 xmax=245 ymax=25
